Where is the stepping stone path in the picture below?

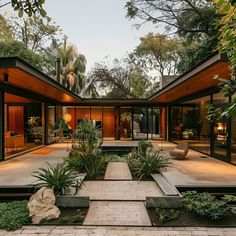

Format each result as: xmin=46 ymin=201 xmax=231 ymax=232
xmin=104 ymin=162 xmax=132 ymax=180
xmin=80 ymin=162 xmax=162 ymax=226
xmin=83 ymin=201 xmax=151 ymax=226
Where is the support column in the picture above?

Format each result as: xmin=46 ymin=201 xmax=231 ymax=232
xmin=0 ymin=90 xmax=5 ymax=161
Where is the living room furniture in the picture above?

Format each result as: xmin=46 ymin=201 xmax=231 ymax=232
xmin=169 ymin=141 xmax=189 ymax=159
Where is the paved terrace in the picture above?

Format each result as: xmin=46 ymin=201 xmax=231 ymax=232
xmin=1 ymin=226 xmax=236 ymax=236
xmin=153 ymin=141 xmax=236 ymax=186
xmin=0 ymin=141 xmax=236 ymax=187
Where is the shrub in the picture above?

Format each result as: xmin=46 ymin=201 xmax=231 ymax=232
xmin=0 ymin=200 xmax=31 ymax=231
xmin=137 ymin=140 xmax=153 ymax=156
xmin=76 ymin=119 xmax=100 ymax=144
xmin=33 ymin=162 xmax=82 ymax=195
xmin=182 ymin=191 xmax=228 ymax=220
xmin=66 ymin=142 xmax=107 ymax=178
xmin=128 ymin=151 xmax=170 ymax=180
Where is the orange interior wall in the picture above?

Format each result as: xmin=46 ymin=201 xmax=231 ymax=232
xmin=103 ymin=108 xmax=115 ymax=137
xmin=91 ymin=108 xmax=102 ymax=121
xmin=76 ymin=108 xmax=91 ymax=122
xmin=8 ymin=106 xmax=24 ymax=133
xmin=160 ymin=107 xmax=166 ymax=139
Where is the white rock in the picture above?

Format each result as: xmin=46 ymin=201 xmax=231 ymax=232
xmin=27 ymin=187 xmax=60 ymax=224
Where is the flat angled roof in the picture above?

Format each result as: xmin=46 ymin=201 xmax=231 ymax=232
xmin=0 ymin=57 xmax=82 ymax=103
xmin=148 ymin=52 xmax=229 ymax=103
xmin=0 ymin=52 xmax=230 ymax=105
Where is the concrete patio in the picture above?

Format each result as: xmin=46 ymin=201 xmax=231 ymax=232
xmin=0 ymin=141 xmax=236 ymax=187
xmin=155 ymin=141 xmax=236 ymax=187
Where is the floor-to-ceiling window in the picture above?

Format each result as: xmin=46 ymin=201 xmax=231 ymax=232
xmin=170 ymin=96 xmax=211 ymax=155
xmin=119 ymin=107 xmax=132 ymax=140
xmin=4 ymin=93 xmax=44 ymax=158
xmin=231 ymin=92 xmax=236 ymax=164
xmin=212 ymin=92 xmax=229 ymax=160
xmin=133 ymin=107 xmax=148 ymax=140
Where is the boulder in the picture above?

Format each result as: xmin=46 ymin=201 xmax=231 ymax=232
xmin=27 ymin=187 xmax=60 ymax=224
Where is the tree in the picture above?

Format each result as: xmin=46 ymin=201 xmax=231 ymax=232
xmin=206 ymin=0 xmax=236 ymax=120
xmin=8 ymin=15 xmax=62 ymax=52
xmin=126 ymin=0 xmax=217 ymax=37
xmin=131 ymin=33 xmax=180 ymax=77
xmin=0 ymin=0 xmax=46 ymax=17
xmin=89 ymin=58 xmax=154 ymax=99
xmin=57 ymin=37 xmax=87 ymax=94
xmin=0 ymin=40 xmax=47 ymax=70
xmin=0 ymin=15 xmax=14 ymax=41
xmin=126 ymin=0 xmax=219 ymax=73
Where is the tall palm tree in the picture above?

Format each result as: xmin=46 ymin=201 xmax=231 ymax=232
xmin=57 ymin=37 xmax=87 ymax=94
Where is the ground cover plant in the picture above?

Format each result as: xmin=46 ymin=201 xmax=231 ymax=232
xmin=182 ymin=191 xmax=228 ymax=220
xmin=0 ymin=200 xmax=31 ymax=231
xmin=148 ymin=192 xmax=236 ymax=226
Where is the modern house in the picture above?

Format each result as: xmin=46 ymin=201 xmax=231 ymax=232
xmin=0 ymin=52 xmax=235 ymax=165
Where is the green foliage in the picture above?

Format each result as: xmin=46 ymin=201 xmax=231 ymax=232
xmin=0 ymin=15 xmax=14 ymax=42
xmin=128 ymin=150 xmax=170 ymax=180
xmin=137 ymin=140 xmax=153 ymax=156
xmin=215 ymin=0 xmax=236 ymax=74
xmin=7 ymin=0 xmax=47 ymax=17
xmin=89 ymin=57 xmax=154 ymax=99
xmin=132 ymin=33 xmax=180 ymax=76
xmin=33 ymin=162 xmax=82 ymax=195
xmin=0 ymin=40 xmax=46 ymax=70
xmin=76 ymin=119 xmax=100 ymax=144
xmin=67 ymin=142 xmax=106 ymax=178
xmin=0 ymin=200 xmax=30 ymax=231
xmin=182 ymin=191 xmax=228 ymax=220
xmin=155 ymin=208 xmax=180 ymax=223
xmin=206 ymin=104 xmax=222 ymax=122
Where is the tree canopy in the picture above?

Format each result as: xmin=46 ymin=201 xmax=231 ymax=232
xmin=126 ymin=0 xmax=219 ymax=73
xmin=0 ymin=0 xmax=46 ymax=17
xmin=88 ymin=58 xmax=155 ymax=99
xmin=130 ymin=33 xmax=180 ymax=76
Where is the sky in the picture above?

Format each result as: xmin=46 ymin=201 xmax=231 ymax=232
xmin=44 ymin=0 xmax=157 ymax=72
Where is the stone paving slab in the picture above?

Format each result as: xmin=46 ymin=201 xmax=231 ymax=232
xmin=77 ymin=181 xmax=163 ymax=200
xmin=1 ymin=226 xmax=236 ymax=235
xmin=104 ymin=162 xmax=132 ymax=180
xmin=83 ymin=201 xmax=151 ymax=226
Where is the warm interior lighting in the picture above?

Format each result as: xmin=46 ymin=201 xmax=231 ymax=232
xmin=4 ymin=73 xmax=8 ymax=84
xmin=63 ymin=113 xmax=72 ymax=122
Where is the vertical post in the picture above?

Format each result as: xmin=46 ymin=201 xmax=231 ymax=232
xmin=55 ymin=57 xmax=61 ymax=83
xmin=0 ymin=90 xmax=5 ymax=161
xmin=44 ymin=103 xmax=48 ymax=145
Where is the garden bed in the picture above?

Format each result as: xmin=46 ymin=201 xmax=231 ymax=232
xmin=40 ymin=207 xmax=88 ymax=225
xmin=147 ymin=208 xmax=236 ymax=227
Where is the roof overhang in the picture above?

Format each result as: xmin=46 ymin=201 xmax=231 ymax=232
xmin=0 ymin=57 xmax=82 ymax=103
xmin=148 ymin=53 xmax=230 ymax=103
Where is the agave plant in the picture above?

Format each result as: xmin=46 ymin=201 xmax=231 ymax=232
xmin=128 ymin=151 xmax=170 ymax=180
xmin=32 ymin=162 xmax=82 ymax=195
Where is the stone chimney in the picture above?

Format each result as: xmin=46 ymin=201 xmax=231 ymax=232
xmin=160 ymin=75 xmax=178 ymax=89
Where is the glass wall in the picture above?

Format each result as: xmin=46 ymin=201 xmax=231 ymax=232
xmin=4 ymin=93 xmax=44 ymax=158
xmin=231 ymin=93 xmax=236 ymax=164
xmin=120 ymin=107 xmax=132 ymax=140
xmin=62 ymin=106 xmax=166 ymax=141
xmin=170 ymin=96 xmax=211 ymax=155
xmin=212 ymin=93 xmax=229 ymax=159
xmin=133 ymin=107 xmax=148 ymax=139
